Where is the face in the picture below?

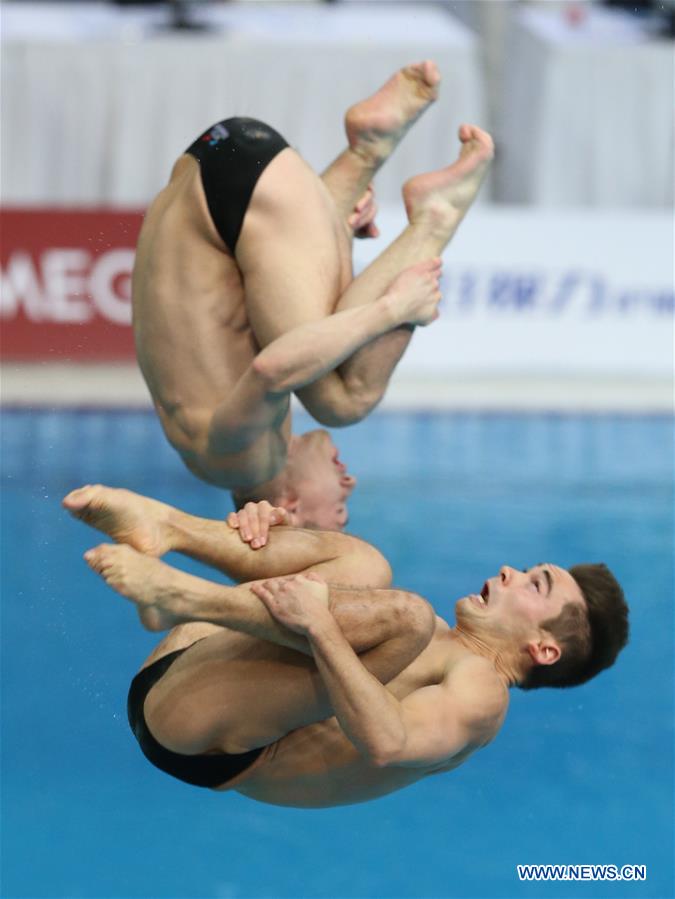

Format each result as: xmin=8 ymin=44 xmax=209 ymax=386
xmin=455 ymin=563 xmax=586 ymax=657
xmin=288 ymin=429 xmax=357 ymax=530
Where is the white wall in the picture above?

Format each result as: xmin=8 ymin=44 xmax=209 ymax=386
xmin=355 ymin=205 xmax=673 ymax=382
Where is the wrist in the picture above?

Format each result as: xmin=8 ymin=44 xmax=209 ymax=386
xmin=306 ymin=610 xmax=342 ymax=644
xmin=378 ymin=292 xmax=403 ymax=329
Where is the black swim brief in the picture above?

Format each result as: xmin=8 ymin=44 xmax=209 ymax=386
xmin=127 ymin=642 xmax=263 ymax=788
xmin=184 ymin=117 xmax=290 ymax=254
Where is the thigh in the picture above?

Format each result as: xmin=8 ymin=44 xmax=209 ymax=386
xmin=235 ymin=148 xmax=353 ymax=348
xmin=143 ymin=628 xmax=332 ymax=756
xmin=143 ymin=588 xmax=425 ymax=758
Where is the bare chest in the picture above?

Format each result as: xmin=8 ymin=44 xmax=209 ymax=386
xmin=235 ymin=715 xmax=474 ymax=809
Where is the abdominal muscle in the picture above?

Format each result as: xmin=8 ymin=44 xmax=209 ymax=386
xmin=228 ymin=719 xmax=438 ymax=808
xmin=132 ymin=156 xmax=260 ymax=461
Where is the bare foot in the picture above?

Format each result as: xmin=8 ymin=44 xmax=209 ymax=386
xmin=345 ymin=61 xmax=441 ymax=165
xmin=384 ymin=258 xmax=443 ymax=327
xmin=84 ymin=543 xmax=205 ymax=631
xmin=403 ymin=124 xmax=494 ymax=231
xmin=63 ymin=484 xmax=176 ymax=556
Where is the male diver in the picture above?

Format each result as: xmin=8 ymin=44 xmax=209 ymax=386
xmin=133 ymin=61 xmax=493 ymax=528
xmin=63 ymin=485 xmax=628 ymax=808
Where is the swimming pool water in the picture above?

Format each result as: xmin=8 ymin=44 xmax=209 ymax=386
xmin=1 ymin=409 xmax=673 ymax=899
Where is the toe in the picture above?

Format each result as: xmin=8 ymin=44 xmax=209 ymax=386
xmin=84 ymin=545 xmax=105 ymax=569
xmin=63 ymin=485 xmax=93 ymax=509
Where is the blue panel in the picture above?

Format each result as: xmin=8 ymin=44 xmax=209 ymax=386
xmin=1 ymin=410 xmax=672 ymax=899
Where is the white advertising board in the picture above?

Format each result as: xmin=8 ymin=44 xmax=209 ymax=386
xmin=354 ymin=206 xmax=673 ymax=380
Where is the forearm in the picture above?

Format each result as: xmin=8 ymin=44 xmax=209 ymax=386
xmin=254 ymin=298 xmax=401 ymax=394
xmin=307 ymin=614 xmax=406 ymax=764
xmin=169 ymin=574 xmax=309 ymax=653
xmin=298 ymin=224 xmax=447 ymax=424
xmin=165 ymin=575 xmax=411 ymax=662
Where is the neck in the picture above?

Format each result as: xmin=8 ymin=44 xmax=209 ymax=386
xmin=449 ymin=626 xmax=520 ymax=688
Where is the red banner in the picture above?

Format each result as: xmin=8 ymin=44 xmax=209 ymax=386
xmin=1 ymin=208 xmax=143 ymax=360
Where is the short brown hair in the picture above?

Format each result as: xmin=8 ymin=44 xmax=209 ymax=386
xmin=519 ymin=563 xmax=629 ymax=690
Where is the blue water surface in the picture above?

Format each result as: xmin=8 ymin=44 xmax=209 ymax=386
xmin=1 ymin=409 xmax=673 ymax=899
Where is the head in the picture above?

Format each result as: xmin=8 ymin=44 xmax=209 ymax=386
xmin=231 ymin=429 xmax=356 ymax=530
xmin=281 ymin=429 xmax=357 ymax=529
xmin=455 ymin=562 xmax=628 ymax=689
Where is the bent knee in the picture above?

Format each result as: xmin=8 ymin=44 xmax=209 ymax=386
xmin=351 ymin=540 xmax=393 ymax=588
xmin=308 ymin=401 xmax=371 ymax=429
xmin=395 ymin=591 xmax=436 ymax=649
xmin=298 ymin=385 xmax=378 ymax=429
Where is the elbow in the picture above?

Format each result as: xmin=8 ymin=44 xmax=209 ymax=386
xmin=368 ymin=739 xmax=405 ymax=769
xmin=251 ymin=353 xmax=287 ymax=394
xmin=371 ymin=751 xmax=394 ymax=769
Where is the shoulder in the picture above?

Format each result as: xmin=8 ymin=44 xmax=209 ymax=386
xmin=444 ymin=656 xmax=508 ymax=743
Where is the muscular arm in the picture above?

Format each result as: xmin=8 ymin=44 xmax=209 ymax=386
xmin=306 ymin=615 xmax=505 ymax=766
xmin=208 ymin=297 xmax=401 ymax=455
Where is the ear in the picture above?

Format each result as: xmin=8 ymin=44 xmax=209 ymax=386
xmin=277 ymin=493 xmax=301 ymax=527
xmin=526 ymin=638 xmax=561 ymax=668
